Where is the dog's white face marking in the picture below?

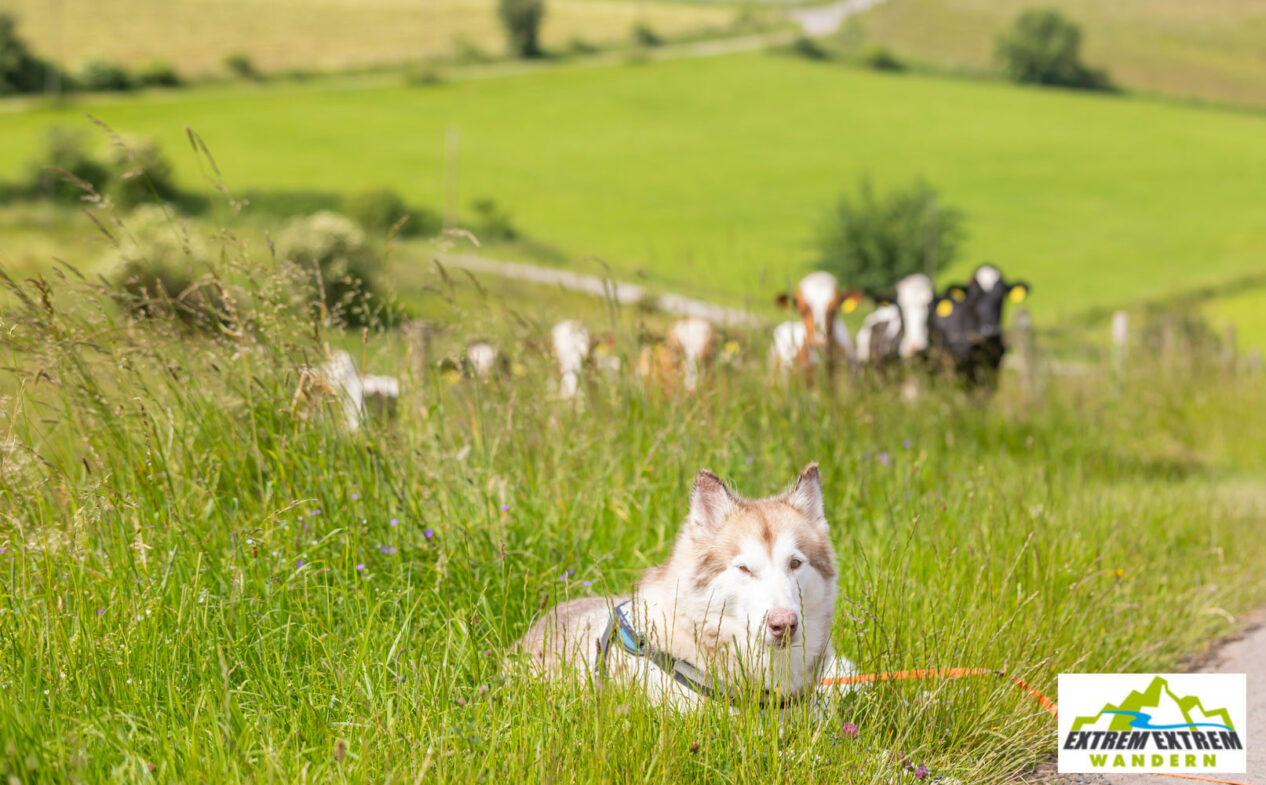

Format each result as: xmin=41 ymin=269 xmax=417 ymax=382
xmin=652 ymin=465 xmax=837 ymax=692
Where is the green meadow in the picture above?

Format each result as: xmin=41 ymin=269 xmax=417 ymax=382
xmin=1 ymin=243 xmax=1264 ymax=783
xmin=2 ymin=52 xmax=1265 ymax=342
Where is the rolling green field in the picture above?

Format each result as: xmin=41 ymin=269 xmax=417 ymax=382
xmin=1 ymin=242 xmax=1264 ymax=783
xmin=0 ymin=0 xmax=742 ymax=75
xmin=853 ymin=0 xmax=1266 ymax=109
xmin=3 ymin=52 xmax=1266 ymax=342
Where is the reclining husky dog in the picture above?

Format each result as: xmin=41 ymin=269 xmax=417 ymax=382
xmin=516 ymin=464 xmax=852 ymax=709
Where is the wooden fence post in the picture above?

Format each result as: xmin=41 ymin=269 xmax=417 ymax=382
xmin=1111 ymin=310 xmax=1129 ymax=379
xmin=1011 ymin=308 xmax=1038 ymax=401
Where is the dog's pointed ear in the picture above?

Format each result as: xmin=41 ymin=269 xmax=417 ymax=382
xmin=784 ymin=463 xmax=824 ymax=524
xmin=689 ymin=469 xmax=739 ymax=531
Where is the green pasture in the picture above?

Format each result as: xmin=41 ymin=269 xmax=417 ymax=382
xmin=853 ymin=0 xmax=1266 ymax=109
xmin=1 ymin=240 xmax=1264 ymax=783
xmin=3 ymin=52 xmax=1266 ymax=341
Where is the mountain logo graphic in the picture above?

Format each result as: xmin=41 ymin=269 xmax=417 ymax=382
xmin=1071 ymin=676 xmax=1236 ymax=733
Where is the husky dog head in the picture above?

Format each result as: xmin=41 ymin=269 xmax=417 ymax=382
xmin=638 ymin=464 xmax=838 ymax=695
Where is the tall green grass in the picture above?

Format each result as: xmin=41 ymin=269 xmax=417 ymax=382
xmin=0 ymin=201 xmax=1263 ymax=783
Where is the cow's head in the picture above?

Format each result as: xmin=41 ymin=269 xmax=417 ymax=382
xmin=777 ymin=272 xmax=862 ymax=348
xmin=967 ymin=265 xmax=1030 ymax=337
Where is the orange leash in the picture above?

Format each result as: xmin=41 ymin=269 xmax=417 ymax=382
xmin=818 ymin=668 xmax=1255 ymax=785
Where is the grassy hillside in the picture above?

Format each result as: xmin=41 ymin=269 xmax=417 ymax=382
xmin=1 ymin=250 xmax=1264 ymax=783
xmin=0 ymin=0 xmax=741 ymax=74
xmin=3 ymin=52 xmax=1266 ymax=340
xmin=853 ymin=0 xmax=1266 ymax=108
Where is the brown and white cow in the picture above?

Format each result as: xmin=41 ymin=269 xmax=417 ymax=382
xmin=775 ymin=272 xmax=862 ymax=375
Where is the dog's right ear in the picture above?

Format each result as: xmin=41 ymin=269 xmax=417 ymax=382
xmin=689 ymin=469 xmax=739 ymax=532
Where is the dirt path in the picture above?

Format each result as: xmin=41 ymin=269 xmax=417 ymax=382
xmin=788 ymin=0 xmax=890 ymax=37
xmin=1026 ymin=609 xmax=1266 ymax=785
xmin=434 ymin=252 xmax=765 ymax=327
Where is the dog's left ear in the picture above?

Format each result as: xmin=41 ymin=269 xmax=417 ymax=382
xmin=689 ymin=469 xmax=740 ymax=532
xmin=784 ymin=463 xmax=824 ymax=524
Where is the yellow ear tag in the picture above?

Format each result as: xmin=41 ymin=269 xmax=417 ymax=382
xmin=951 ymin=289 xmax=966 ymax=302
xmin=843 ymin=297 xmax=859 ymax=314
xmin=1009 ymin=287 xmax=1027 ymax=303
xmin=442 ymin=369 xmax=462 ymax=384
xmin=724 ymin=340 xmax=740 ymax=355
xmin=936 ymin=300 xmax=954 ymax=317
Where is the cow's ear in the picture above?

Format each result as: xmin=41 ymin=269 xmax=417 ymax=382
xmin=935 ymin=297 xmax=955 ymax=318
xmin=1008 ymin=281 xmax=1030 ymax=303
xmin=841 ymin=289 xmax=863 ymax=314
xmin=948 ymin=285 xmax=968 ymax=302
xmin=784 ymin=463 xmax=824 ymax=525
xmin=870 ymin=290 xmax=895 ymax=308
xmin=689 ymin=469 xmax=740 ymax=532
xmin=775 ymin=293 xmax=791 ymax=308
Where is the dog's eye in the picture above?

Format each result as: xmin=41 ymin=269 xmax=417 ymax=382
xmin=789 ymin=558 xmax=803 ymax=571
xmin=736 ymin=565 xmax=752 ymax=576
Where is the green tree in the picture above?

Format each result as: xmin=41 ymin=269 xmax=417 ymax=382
xmin=0 ymin=12 xmax=59 ymax=95
xmin=498 ymin=0 xmax=546 ymax=58
xmin=814 ymin=178 xmax=964 ymax=294
xmin=995 ymin=8 xmax=1110 ymax=89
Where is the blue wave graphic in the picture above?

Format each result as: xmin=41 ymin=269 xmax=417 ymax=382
xmin=1102 ymin=710 xmax=1233 ymax=732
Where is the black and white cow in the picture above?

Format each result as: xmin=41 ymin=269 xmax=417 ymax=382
xmin=928 ymin=264 xmax=1031 ymax=388
xmin=856 ymin=273 xmax=935 ymax=366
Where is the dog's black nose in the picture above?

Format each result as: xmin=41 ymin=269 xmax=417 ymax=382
xmin=767 ymin=608 xmax=799 ymax=639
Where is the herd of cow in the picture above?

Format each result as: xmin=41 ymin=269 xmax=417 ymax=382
xmin=486 ymin=262 xmax=1029 ymax=399
xmin=304 ymin=263 xmax=1030 ymax=427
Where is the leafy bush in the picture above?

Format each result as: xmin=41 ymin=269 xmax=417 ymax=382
xmin=788 ymin=36 xmax=829 ymax=61
xmin=107 ymin=135 xmax=178 ymax=208
xmin=814 ymin=178 xmax=964 ymax=293
xmin=223 ymin=52 xmax=258 ymax=79
xmin=995 ymin=8 xmax=1111 ymax=90
xmin=862 ymin=45 xmax=905 ymax=72
xmin=26 ymin=126 xmax=111 ymax=202
xmin=108 ymin=205 xmax=222 ymax=327
xmin=0 ymin=12 xmax=60 ymax=95
xmin=470 ymin=197 xmax=518 ymax=242
xmin=77 ymin=58 xmax=133 ymax=92
xmin=632 ymin=22 xmax=663 ymax=47
xmin=276 ymin=211 xmax=387 ymax=326
xmin=342 ymin=188 xmax=440 ymax=238
xmin=497 ymin=0 xmax=546 ymax=58
xmin=136 ymin=60 xmax=182 ymax=88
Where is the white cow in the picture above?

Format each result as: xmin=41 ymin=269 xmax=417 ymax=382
xmin=551 ymin=320 xmax=591 ymax=400
xmin=299 ymin=350 xmax=399 ymax=430
xmin=666 ymin=317 xmax=717 ymax=393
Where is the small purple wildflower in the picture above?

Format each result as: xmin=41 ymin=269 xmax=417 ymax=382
xmin=560 ymin=568 xmax=576 ymax=580
xmin=424 ymin=528 xmax=434 ymax=540
xmin=97 ymin=608 xmax=105 ymax=616
xmin=483 ymin=648 xmax=493 ymax=656
xmin=390 ymin=518 xmax=398 ymax=527
xmin=841 ymin=722 xmax=858 ymax=739
xmin=913 ymin=766 xmax=928 ymax=780
xmin=296 ymin=560 xmax=305 ymax=567
xmin=745 ymin=455 xmax=754 ymax=465
xmin=0 ymin=547 xmax=5 ymax=554
xmin=455 ymin=697 xmax=466 ymax=707
xmin=356 ymin=563 xmax=365 ymax=571
xmin=500 ymin=504 xmax=509 ymax=512
xmin=878 ymin=451 xmax=892 ymax=466
xmin=380 ymin=546 xmax=397 ymax=555
xmin=351 ymin=493 xmax=359 ymax=501
xmin=583 ymin=580 xmax=592 ymax=587
xmin=902 ymin=439 xmax=912 ymax=449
